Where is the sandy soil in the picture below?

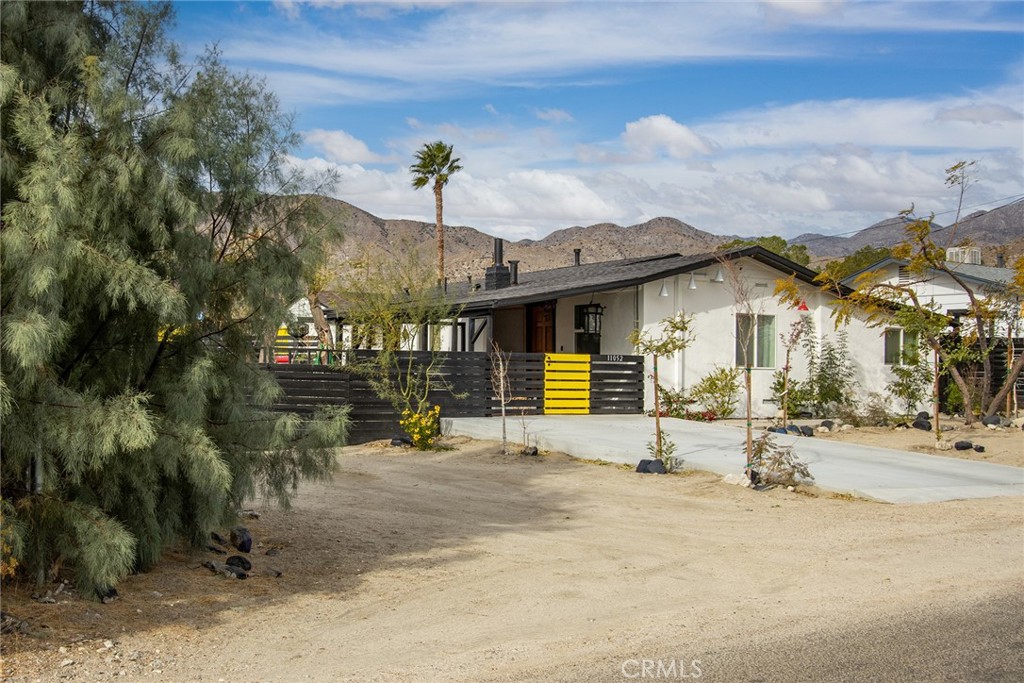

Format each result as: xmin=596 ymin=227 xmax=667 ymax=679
xmin=2 ymin=433 xmax=1022 ymax=682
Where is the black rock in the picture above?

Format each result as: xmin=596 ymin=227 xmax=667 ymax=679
xmin=521 ymin=446 xmax=539 ymax=456
xmin=391 ymin=435 xmax=413 ymax=446
xmin=748 ymin=469 xmax=761 ymax=486
xmin=981 ymin=415 xmax=1001 ymax=427
xmin=769 ymin=427 xmax=788 ymax=434
xmin=916 ymin=411 xmax=931 ymax=421
xmin=786 ymin=425 xmax=801 ymax=435
xmin=265 ymin=548 xmax=280 ymax=557
xmin=206 ymin=544 xmax=227 ymax=555
xmin=954 ymin=440 xmax=973 ymax=451
xmin=820 ymin=420 xmax=835 ymax=430
xmin=799 ymin=426 xmax=814 ymax=437
xmin=635 ymin=459 xmax=666 ymax=474
xmin=226 ymin=555 xmax=252 ymax=571
xmin=210 ymin=531 xmax=227 ymax=546
xmin=230 ymin=527 xmax=252 ymax=553
xmin=973 ymin=444 xmax=986 ymax=453
xmin=97 ymin=586 xmax=118 ymax=604
xmin=797 ymin=411 xmax=813 ymax=419
xmin=912 ymin=419 xmax=932 ymax=432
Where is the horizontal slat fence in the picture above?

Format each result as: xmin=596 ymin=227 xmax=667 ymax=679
xmin=262 ymin=351 xmax=644 ymax=443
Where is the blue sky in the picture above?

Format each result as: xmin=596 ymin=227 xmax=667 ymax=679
xmin=172 ymin=1 xmax=1024 ymax=241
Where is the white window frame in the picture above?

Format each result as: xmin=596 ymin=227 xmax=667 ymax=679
xmin=735 ymin=314 xmax=776 ymax=369
xmin=883 ymin=328 xmax=919 ymax=365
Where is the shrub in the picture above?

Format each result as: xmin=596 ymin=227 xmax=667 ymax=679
xmin=770 ymin=370 xmax=810 ymax=419
xmin=688 ymin=366 xmax=741 ymax=418
xmin=748 ymin=430 xmax=813 ymax=488
xmin=646 ymin=430 xmax=684 ymax=472
xmin=804 ymin=331 xmax=857 ymax=416
xmin=400 ymin=405 xmax=442 ymax=450
xmin=886 ymin=351 xmax=933 ymax=418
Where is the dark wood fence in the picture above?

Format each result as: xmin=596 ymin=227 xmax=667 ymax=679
xmin=262 ymin=351 xmax=644 ymax=443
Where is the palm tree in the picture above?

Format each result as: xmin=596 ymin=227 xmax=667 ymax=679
xmin=410 ymin=141 xmax=462 ymax=283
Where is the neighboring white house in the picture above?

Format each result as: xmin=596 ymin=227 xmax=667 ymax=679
xmin=842 ymin=256 xmax=1021 ymax=339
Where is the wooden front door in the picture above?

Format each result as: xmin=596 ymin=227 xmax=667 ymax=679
xmin=527 ymin=302 xmax=555 ymax=353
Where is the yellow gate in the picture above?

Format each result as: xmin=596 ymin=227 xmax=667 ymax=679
xmin=543 ymin=353 xmax=591 ymax=414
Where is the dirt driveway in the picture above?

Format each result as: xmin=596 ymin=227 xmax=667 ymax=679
xmin=3 ymin=437 xmax=1022 ymax=682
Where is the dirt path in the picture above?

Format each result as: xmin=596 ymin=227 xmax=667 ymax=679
xmin=3 ymin=437 xmax=1022 ymax=682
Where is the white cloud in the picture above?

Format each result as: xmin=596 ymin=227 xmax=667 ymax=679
xmin=483 ymin=103 xmax=499 ymax=116
xmin=304 ymin=129 xmax=392 ymax=164
xmin=533 ymin=108 xmax=574 ymax=124
xmin=622 ymin=115 xmax=713 ymax=160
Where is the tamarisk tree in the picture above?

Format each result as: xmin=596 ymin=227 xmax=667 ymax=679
xmin=1 ymin=1 xmax=348 ymax=595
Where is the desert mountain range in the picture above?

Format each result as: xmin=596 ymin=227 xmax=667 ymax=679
xmin=319 ymin=196 xmax=1024 ymax=277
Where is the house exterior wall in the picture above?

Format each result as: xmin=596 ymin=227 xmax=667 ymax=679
xmin=627 ymin=258 xmax=924 ymax=417
xmin=873 ymin=262 xmax=1020 ymax=338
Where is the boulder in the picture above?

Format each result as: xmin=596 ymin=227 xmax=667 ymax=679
xmin=226 ymin=555 xmax=252 ymax=571
xmin=911 ymin=419 xmax=932 ymax=432
xmin=840 ymin=424 xmax=854 ymax=432
xmin=954 ymin=440 xmax=973 ymax=451
xmin=786 ymin=425 xmax=801 ymax=435
xmin=973 ymin=444 xmax=986 ymax=453
xmin=820 ymin=420 xmax=835 ymax=430
xmin=230 ymin=527 xmax=252 ymax=553
xmin=635 ymin=459 xmax=666 ymax=474
xmin=769 ymin=427 xmax=788 ymax=435
xmin=981 ymin=415 xmax=1001 ymax=427
xmin=935 ymin=440 xmax=953 ymax=451
xmin=916 ymin=411 xmax=931 ymax=421
xmin=799 ymin=425 xmax=814 ymax=437
xmin=816 ymin=426 xmax=830 ymax=434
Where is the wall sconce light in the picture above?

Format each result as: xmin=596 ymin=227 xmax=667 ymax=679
xmin=658 ymin=281 xmax=669 ymax=297
xmin=579 ymin=303 xmax=604 ymax=334
xmin=711 ymin=267 xmax=725 ymax=283
xmin=687 ymin=273 xmax=697 ymax=290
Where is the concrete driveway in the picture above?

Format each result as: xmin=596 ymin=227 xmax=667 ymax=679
xmin=448 ymin=414 xmax=1024 ymax=504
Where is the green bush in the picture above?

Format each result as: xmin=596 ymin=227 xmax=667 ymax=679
xmin=688 ymin=367 xmax=741 ymax=418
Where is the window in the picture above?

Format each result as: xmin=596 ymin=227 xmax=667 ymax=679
xmin=884 ymin=328 xmax=919 ymax=365
xmin=735 ymin=314 xmax=775 ymax=368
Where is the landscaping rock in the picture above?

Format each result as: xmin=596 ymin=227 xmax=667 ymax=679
xmin=981 ymin=415 xmax=1001 ymax=427
xmin=635 ymin=459 xmax=666 ymax=474
xmin=226 ymin=555 xmax=252 ymax=571
xmin=799 ymin=425 xmax=814 ymax=437
xmin=786 ymin=425 xmax=801 ymax=435
xmin=722 ymin=473 xmax=749 ymax=487
xmin=230 ymin=527 xmax=252 ymax=553
xmin=820 ymin=420 xmax=835 ymax=430
xmin=936 ymin=440 xmax=953 ymax=451
xmin=203 ymin=560 xmax=247 ymax=579
xmin=954 ymin=440 xmax=974 ymax=451
xmin=973 ymin=444 xmax=986 ymax=453
xmin=912 ymin=419 xmax=932 ymax=432
xmin=816 ymin=426 xmax=830 ymax=434
xmin=521 ymin=446 xmax=539 ymax=456
xmin=210 ymin=531 xmax=227 ymax=546
xmin=390 ymin=436 xmax=412 ymax=447
xmin=840 ymin=424 xmax=854 ymax=432
xmin=916 ymin=411 xmax=931 ymax=422
xmin=768 ymin=427 xmax=788 ymax=435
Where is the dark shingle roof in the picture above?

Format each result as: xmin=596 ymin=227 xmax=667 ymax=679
xmin=451 ymin=245 xmax=822 ymax=314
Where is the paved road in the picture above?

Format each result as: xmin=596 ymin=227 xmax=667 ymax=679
xmin=448 ymin=415 xmax=1024 ymax=503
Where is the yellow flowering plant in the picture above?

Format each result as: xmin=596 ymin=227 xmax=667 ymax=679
xmin=400 ymin=404 xmax=442 ymax=450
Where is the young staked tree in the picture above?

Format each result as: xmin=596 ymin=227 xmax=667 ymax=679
xmin=628 ymin=312 xmax=694 ymax=462
xmin=776 ymin=316 xmax=813 ymax=428
xmin=1 ymin=1 xmax=349 ymax=595
xmin=410 ymin=141 xmax=462 ymax=284
xmin=337 ymin=244 xmax=463 ymax=418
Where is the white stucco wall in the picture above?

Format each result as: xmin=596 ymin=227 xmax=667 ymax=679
xmin=629 ymin=259 xmax=928 ymax=418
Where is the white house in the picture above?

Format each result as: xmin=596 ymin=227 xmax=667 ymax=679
xmin=439 ymin=241 xmax=907 ymax=417
xmin=842 ymin=256 xmax=1021 ymax=339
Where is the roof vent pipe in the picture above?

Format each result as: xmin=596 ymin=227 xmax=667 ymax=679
xmin=573 ymin=248 xmax=581 ymax=266
xmin=996 ymin=253 xmax=1005 ymax=268
xmin=508 ymin=260 xmax=519 ymax=285
xmin=493 ymin=238 xmax=504 ymax=266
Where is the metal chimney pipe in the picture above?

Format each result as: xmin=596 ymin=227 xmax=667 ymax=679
xmin=996 ymin=253 xmax=1005 ymax=268
xmin=493 ymin=238 xmax=504 ymax=266
xmin=508 ymin=260 xmax=519 ymax=285
xmin=573 ymin=248 xmax=581 ymax=266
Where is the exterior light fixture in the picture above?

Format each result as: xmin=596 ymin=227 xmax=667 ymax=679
xmin=579 ymin=303 xmax=604 ymax=334
xmin=797 ymin=300 xmax=810 ymax=311
xmin=711 ymin=267 xmax=725 ymax=283
xmin=659 ymin=281 xmax=669 ymax=297
xmin=687 ymin=273 xmax=697 ymax=290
